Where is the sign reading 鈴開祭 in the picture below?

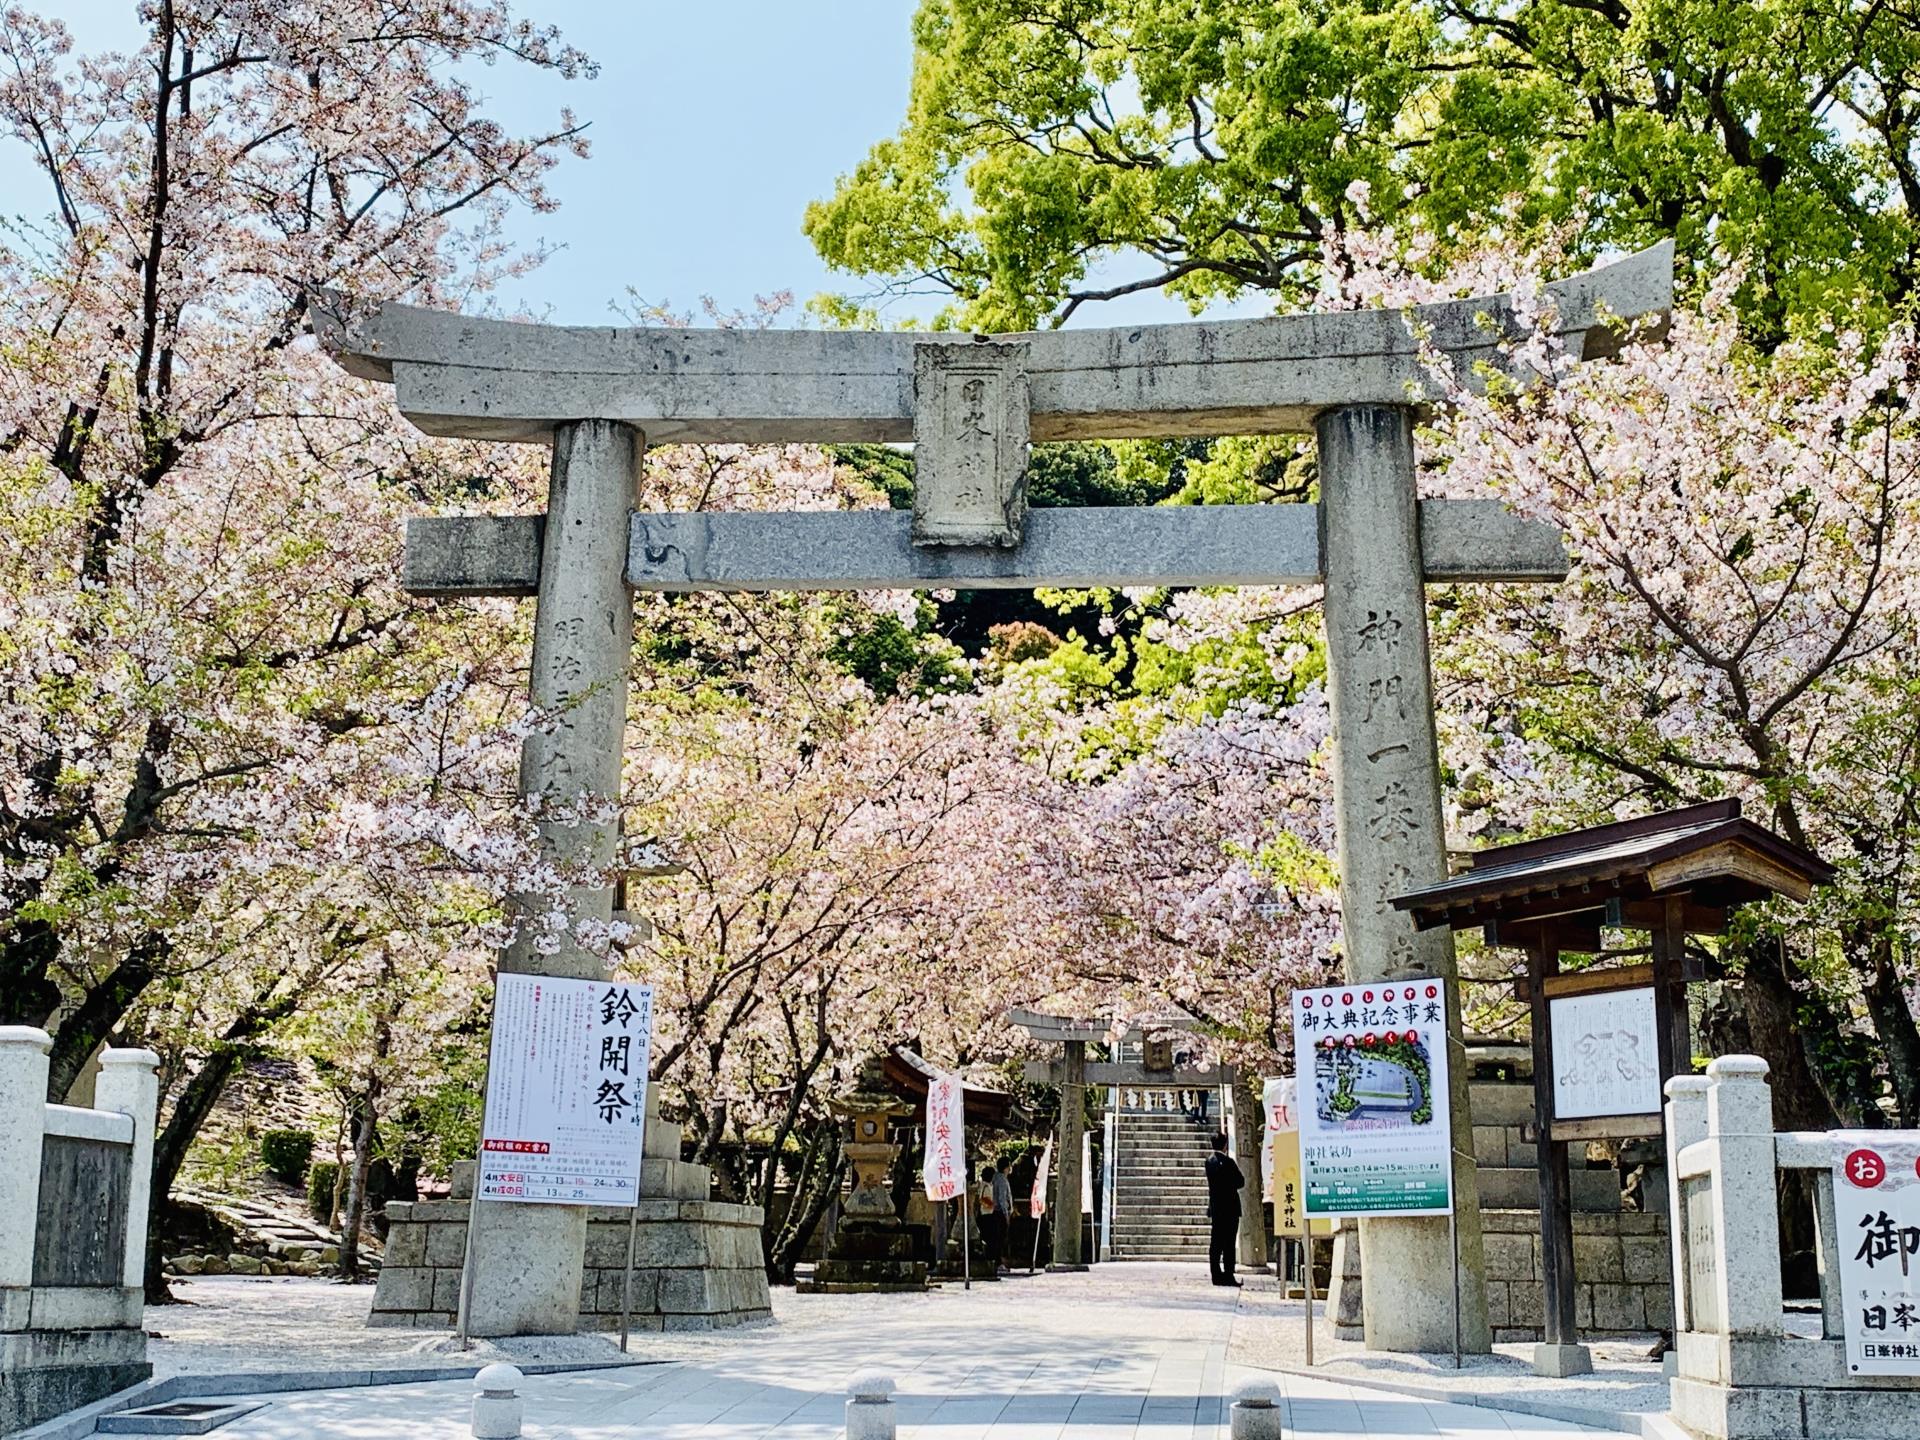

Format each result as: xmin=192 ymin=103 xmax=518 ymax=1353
xmin=1289 ymin=981 xmax=1453 ymax=1217
xmin=477 ymin=975 xmax=653 ymax=1205
xmin=1834 ymin=1135 xmax=1920 ymax=1375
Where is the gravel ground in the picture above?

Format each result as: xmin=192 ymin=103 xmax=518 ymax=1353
xmin=1226 ymin=1272 xmax=1670 ymax=1426
xmin=149 ymin=1265 xmax=1667 ymax=1432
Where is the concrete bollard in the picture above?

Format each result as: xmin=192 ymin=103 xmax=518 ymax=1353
xmin=1229 ymin=1377 xmax=1285 ymax=1440
xmin=471 ymin=1363 xmax=524 ymax=1440
xmin=845 ymin=1369 xmax=897 ymax=1440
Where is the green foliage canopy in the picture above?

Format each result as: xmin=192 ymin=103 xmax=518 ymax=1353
xmin=807 ymin=0 xmax=1920 ymax=333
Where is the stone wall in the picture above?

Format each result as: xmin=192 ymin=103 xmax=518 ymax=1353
xmin=1482 ymin=1208 xmax=1673 ymax=1342
xmin=1 ymin=1035 xmax=160 ymax=1434
xmin=1329 ymin=1079 xmax=1676 ymax=1344
xmin=371 ymin=1195 xmax=771 ymax=1332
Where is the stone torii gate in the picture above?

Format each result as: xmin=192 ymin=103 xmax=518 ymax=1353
xmin=1009 ymin=1006 xmax=1241 ymax=1269
xmin=316 ymin=241 xmax=1671 ymax=1350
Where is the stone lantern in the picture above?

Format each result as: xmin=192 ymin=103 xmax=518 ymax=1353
xmin=796 ymin=1069 xmax=929 ymax=1293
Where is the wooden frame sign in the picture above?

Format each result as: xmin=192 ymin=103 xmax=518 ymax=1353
xmin=1547 ymin=978 xmax=1663 ymax=1137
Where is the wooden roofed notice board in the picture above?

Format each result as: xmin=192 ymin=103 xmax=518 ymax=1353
xmin=1391 ymin=798 xmax=1833 ymax=1374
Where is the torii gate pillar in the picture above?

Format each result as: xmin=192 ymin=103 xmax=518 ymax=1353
xmin=461 ymin=420 xmax=642 ymax=1337
xmin=1052 ymin=1040 xmax=1088 ymax=1269
xmin=1319 ymin=405 xmax=1491 ymax=1353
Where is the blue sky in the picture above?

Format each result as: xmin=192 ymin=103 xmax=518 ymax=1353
xmin=0 ymin=2 xmax=1256 ymax=330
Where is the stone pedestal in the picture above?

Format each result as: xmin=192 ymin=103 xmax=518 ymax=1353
xmin=1317 ymin=405 xmax=1491 ymax=1354
xmin=374 ymin=1099 xmax=770 ymax=1332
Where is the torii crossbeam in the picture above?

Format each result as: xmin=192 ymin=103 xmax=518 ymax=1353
xmin=316 ymin=242 xmax=1673 ymax=1350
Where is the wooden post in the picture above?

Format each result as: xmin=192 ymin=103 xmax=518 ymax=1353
xmin=1528 ymin=936 xmax=1590 ymax=1375
xmin=1053 ymin=1040 xmax=1086 ymax=1269
xmin=1650 ymin=894 xmax=1691 ymax=1088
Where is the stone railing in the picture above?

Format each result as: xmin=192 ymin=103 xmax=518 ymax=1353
xmin=1662 ymin=1056 xmax=1920 ymax=1440
xmin=1 ymin=1027 xmax=160 ymax=1432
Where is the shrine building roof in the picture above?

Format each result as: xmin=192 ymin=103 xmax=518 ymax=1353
xmin=1390 ymin=799 xmax=1833 ymax=937
xmin=883 ymin=1047 xmax=1019 ymax=1130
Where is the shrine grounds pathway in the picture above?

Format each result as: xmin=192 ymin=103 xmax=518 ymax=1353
xmin=103 ymin=1265 xmax=1660 ymax=1440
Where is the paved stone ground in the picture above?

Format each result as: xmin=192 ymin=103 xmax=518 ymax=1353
xmin=133 ymin=1266 xmax=1636 ymax=1439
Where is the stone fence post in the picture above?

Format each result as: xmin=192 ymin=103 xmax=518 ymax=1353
xmin=95 ymin=1047 xmax=161 ymax=1292
xmin=0 ymin=1027 xmax=52 ymax=1291
xmin=1663 ymin=1074 xmax=1710 ymax=1336
xmin=1702 ymin=1057 xmax=1782 ymax=1338
xmin=845 ymin=1370 xmax=896 ymax=1440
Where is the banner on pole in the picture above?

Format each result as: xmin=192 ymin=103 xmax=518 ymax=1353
xmin=1289 ymin=980 xmax=1454 ymax=1217
xmin=1833 ymin=1134 xmax=1920 ymax=1375
xmin=1031 ymin=1139 xmax=1052 ymax=1217
xmin=1081 ymin=1130 xmax=1094 ymax=1211
xmin=1263 ymin=1076 xmax=1305 ymax=1238
xmin=923 ymin=1070 xmax=967 ymax=1201
xmin=478 ymin=974 xmax=653 ymax=1205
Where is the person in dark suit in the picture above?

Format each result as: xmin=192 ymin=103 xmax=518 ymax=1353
xmin=1203 ymin=1131 xmax=1244 ymax=1287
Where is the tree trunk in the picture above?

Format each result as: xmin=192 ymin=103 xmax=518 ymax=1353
xmin=328 ymin=1103 xmax=348 ymax=1229
xmin=766 ymin=1123 xmax=844 ymax=1284
xmin=1857 ymin=928 xmax=1920 ymax=1126
xmin=337 ymin=1087 xmax=379 ymax=1280
xmin=46 ymin=933 xmax=168 ymax=1100
xmin=142 ymin=985 xmax=306 ymax=1301
xmin=1713 ymin=935 xmax=1859 ymax=1131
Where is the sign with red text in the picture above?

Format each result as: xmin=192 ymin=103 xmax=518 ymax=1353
xmin=477 ymin=975 xmax=652 ymax=1206
xmin=1834 ymin=1135 xmax=1920 ymax=1375
xmin=922 ymin=1071 xmax=967 ymax=1201
xmin=1290 ymin=980 xmax=1453 ymax=1217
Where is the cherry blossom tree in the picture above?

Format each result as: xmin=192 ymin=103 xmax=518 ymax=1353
xmin=0 ymin=0 xmax=588 ymax=1094
xmin=1386 ymin=243 xmax=1920 ymax=1126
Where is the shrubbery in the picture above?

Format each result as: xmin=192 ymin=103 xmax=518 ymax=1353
xmin=260 ymin=1128 xmax=315 ymax=1183
xmin=307 ymin=1160 xmax=341 ymax=1222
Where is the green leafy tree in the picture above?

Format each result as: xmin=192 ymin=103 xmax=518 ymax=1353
xmin=809 ymin=0 xmax=1920 ymax=333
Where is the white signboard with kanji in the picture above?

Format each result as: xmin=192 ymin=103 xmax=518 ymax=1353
xmin=477 ymin=975 xmax=653 ymax=1206
xmin=1290 ymin=980 xmax=1454 ymax=1217
xmin=923 ymin=1070 xmax=966 ymax=1201
xmin=1834 ymin=1134 xmax=1920 ymax=1375
xmin=1548 ymin=986 xmax=1661 ymax=1120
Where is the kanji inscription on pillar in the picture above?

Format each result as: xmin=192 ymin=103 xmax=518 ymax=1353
xmin=911 ymin=339 xmax=1030 ymax=548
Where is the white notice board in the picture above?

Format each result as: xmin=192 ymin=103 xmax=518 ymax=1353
xmin=478 ymin=974 xmax=653 ymax=1205
xmin=1548 ymin=986 xmax=1661 ymax=1120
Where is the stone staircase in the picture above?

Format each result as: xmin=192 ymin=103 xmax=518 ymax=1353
xmin=1108 ymin=1112 xmax=1216 ymax=1260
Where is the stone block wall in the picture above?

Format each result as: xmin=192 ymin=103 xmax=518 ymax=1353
xmin=1481 ymin=1208 xmax=1673 ymax=1342
xmin=369 ymin=1125 xmax=772 ymax=1335
xmin=371 ymin=1195 xmax=771 ymax=1332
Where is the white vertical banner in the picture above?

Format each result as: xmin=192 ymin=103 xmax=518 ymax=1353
xmin=478 ymin=974 xmax=653 ymax=1205
xmin=1081 ymin=1129 xmax=1094 ymax=1210
xmin=923 ymin=1070 xmax=966 ymax=1201
xmin=1031 ymin=1139 xmax=1052 ymax=1217
xmin=1833 ymin=1135 xmax=1920 ymax=1375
